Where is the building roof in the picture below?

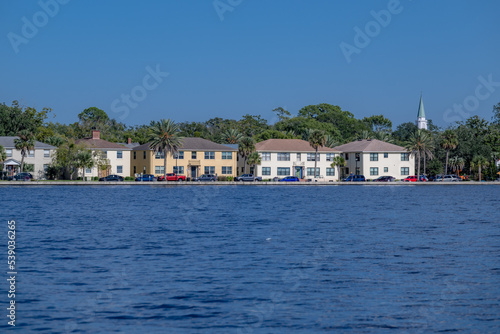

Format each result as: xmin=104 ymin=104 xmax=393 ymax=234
xmin=119 ymin=142 xmax=141 ymax=149
xmin=417 ymin=95 xmax=425 ymax=118
xmin=255 ymin=139 xmax=340 ymax=152
xmin=0 ymin=136 xmax=56 ymax=149
xmin=133 ymin=137 xmax=237 ymax=151
xmin=75 ymin=130 xmax=131 ymax=150
xmin=333 ymin=139 xmax=407 ymax=153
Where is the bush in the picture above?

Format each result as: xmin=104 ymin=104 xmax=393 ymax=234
xmin=226 ymin=176 xmax=234 ymax=181
xmin=124 ymin=176 xmax=135 ymax=181
xmin=92 ymin=176 xmax=99 ymax=181
xmin=217 ymin=176 xmax=227 ymax=181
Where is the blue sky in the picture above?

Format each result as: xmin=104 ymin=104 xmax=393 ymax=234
xmin=1 ymin=0 xmax=499 ymax=129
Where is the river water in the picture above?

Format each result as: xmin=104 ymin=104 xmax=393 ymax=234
xmin=0 ymin=185 xmax=499 ymax=333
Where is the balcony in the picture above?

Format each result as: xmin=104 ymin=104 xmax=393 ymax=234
xmin=293 ymin=161 xmax=305 ymax=166
xmin=188 ymin=159 xmax=201 ymax=166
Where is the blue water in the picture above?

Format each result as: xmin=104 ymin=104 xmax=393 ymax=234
xmin=0 ymin=185 xmax=499 ymax=333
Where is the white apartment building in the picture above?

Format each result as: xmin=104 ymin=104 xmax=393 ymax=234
xmin=75 ymin=131 xmax=131 ymax=178
xmin=239 ymin=139 xmax=341 ymax=181
xmin=0 ymin=136 xmax=56 ymax=179
xmin=333 ymin=139 xmax=415 ymax=179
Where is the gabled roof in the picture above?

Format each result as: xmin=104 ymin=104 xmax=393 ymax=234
xmin=255 ymin=139 xmax=340 ymax=152
xmin=133 ymin=137 xmax=237 ymax=151
xmin=417 ymin=95 xmax=425 ymax=118
xmin=75 ymin=138 xmax=131 ymax=150
xmin=333 ymin=139 xmax=406 ymax=153
xmin=0 ymin=136 xmax=55 ymax=149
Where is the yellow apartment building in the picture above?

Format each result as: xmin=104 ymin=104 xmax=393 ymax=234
xmin=131 ymin=137 xmax=237 ymax=179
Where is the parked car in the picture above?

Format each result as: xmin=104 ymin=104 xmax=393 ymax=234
xmin=135 ymin=174 xmax=156 ymax=182
xmin=157 ymin=173 xmax=186 ymax=181
xmin=279 ymin=176 xmax=300 ymax=182
xmin=10 ymin=172 xmax=33 ymax=181
xmin=234 ymin=174 xmax=262 ymax=182
xmin=434 ymin=175 xmax=455 ymax=182
xmin=373 ymin=176 xmax=395 ymax=182
xmin=195 ymin=174 xmax=217 ymax=181
xmin=272 ymin=177 xmax=281 ymax=181
xmin=99 ymin=174 xmax=124 ymax=182
xmin=343 ymin=175 xmax=366 ymax=182
xmin=419 ymin=175 xmax=428 ymax=182
xmin=403 ymin=175 xmax=418 ymax=182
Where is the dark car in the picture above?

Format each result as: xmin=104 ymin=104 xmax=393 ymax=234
xmin=373 ymin=176 xmax=395 ymax=182
xmin=343 ymin=175 xmax=366 ymax=182
xmin=11 ymin=172 xmax=33 ymax=181
xmin=99 ymin=174 xmax=124 ymax=182
xmin=279 ymin=176 xmax=300 ymax=182
xmin=135 ymin=174 xmax=156 ymax=182
xmin=195 ymin=174 xmax=217 ymax=181
xmin=234 ymin=174 xmax=262 ymax=182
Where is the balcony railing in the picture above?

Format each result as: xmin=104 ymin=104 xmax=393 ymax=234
xmin=188 ymin=159 xmax=201 ymax=166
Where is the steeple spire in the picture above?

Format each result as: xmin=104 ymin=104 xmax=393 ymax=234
xmin=416 ymin=94 xmax=428 ymax=130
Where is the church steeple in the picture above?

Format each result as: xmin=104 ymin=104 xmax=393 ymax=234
xmin=416 ymin=94 xmax=428 ymax=130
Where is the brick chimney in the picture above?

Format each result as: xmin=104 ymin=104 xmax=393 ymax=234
xmin=92 ymin=130 xmax=100 ymax=140
xmin=128 ymin=138 xmax=132 ymax=144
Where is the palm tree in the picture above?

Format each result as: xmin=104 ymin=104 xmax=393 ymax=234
xmin=238 ymin=137 xmax=255 ymax=174
xmin=0 ymin=145 xmax=6 ymax=180
xmin=441 ymin=129 xmax=458 ymax=176
xmin=246 ymin=151 xmax=261 ymax=175
xmin=449 ymin=156 xmax=465 ymax=178
xmin=421 ymin=135 xmax=435 ymax=177
xmin=373 ymin=131 xmax=394 ymax=143
xmin=221 ymin=128 xmax=243 ymax=144
xmin=471 ymin=155 xmax=489 ymax=181
xmin=149 ymin=119 xmax=183 ymax=180
xmin=357 ymin=130 xmax=371 ymax=140
xmin=14 ymin=129 xmax=35 ymax=172
xmin=331 ymin=155 xmax=346 ymax=181
xmin=324 ymin=135 xmax=338 ymax=148
xmin=405 ymin=129 xmax=433 ymax=181
xmin=308 ymin=129 xmax=326 ymax=179
xmin=76 ymin=149 xmax=94 ymax=181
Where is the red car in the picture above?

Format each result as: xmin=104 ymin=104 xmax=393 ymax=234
xmin=403 ymin=175 xmax=427 ymax=182
xmin=157 ymin=173 xmax=186 ymax=181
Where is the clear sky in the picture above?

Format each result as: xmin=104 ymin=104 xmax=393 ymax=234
xmin=1 ymin=0 xmax=499 ymax=129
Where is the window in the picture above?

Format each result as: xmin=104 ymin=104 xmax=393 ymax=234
xmin=155 ymin=166 xmax=165 ymax=174
xmin=117 ymin=151 xmax=123 ymax=159
xmin=401 ymin=153 xmax=409 ymax=161
xmin=401 ymin=167 xmax=409 ymax=175
xmin=133 ymin=151 xmax=136 ymax=159
xmin=326 ymin=168 xmax=335 ymax=176
xmin=6 ymin=149 xmax=12 ymax=157
xmin=307 ymin=153 xmax=320 ymax=161
xmin=370 ymin=167 xmax=379 ymax=176
xmin=384 ymin=167 xmax=388 ymax=173
xmin=307 ymin=167 xmax=320 ymax=177
xmin=384 ymin=153 xmax=388 ymax=158
xmin=85 ymin=167 xmax=92 ymax=174
xmin=44 ymin=164 xmax=49 ymax=172
xmin=222 ymin=152 xmax=232 ymax=160
xmin=221 ymin=166 xmax=232 ymax=174
xmin=296 ymin=153 xmax=301 ymax=161
xmin=28 ymin=150 xmax=34 ymax=158
xmin=345 ymin=153 xmax=349 ymax=160
xmin=117 ymin=166 xmax=123 ymax=174
xmin=326 ymin=153 xmax=335 ymax=161
xmin=355 ymin=153 xmax=360 ymax=161
xmin=277 ymin=167 xmax=290 ymax=176
xmin=173 ymin=166 xmax=184 ymax=174
xmin=44 ymin=149 xmax=50 ymax=158
xmin=261 ymin=152 xmax=271 ymax=161
xmin=277 ymin=153 xmax=290 ymax=161
xmin=205 ymin=152 xmax=215 ymax=160
xmin=133 ymin=166 xmax=136 ymax=174
xmin=143 ymin=151 xmax=146 ymax=159
xmin=192 ymin=151 xmax=197 ymax=159
xmin=175 ymin=151 xmax=184 ymax=159
xmin=104 ymin=151 xmax=107 ymax=158
xmin=155 ymin=151 xmax=165 ymax=159
xmin=370 ymin=153 xmax=378 ymax=161
xmin=205 ymin=166 xmax=215 ymax=174
xmin=262 ymin=167 xmax=271 ymax=175
xmin=345 ymin=167 xmax=349 ymax=175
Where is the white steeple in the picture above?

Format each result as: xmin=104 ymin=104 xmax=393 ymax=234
xmin=416 ymin=94 xmax=428 ymax=130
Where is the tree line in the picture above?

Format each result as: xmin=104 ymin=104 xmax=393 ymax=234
xmin=1 ymin=100 xmax=499 ymax=180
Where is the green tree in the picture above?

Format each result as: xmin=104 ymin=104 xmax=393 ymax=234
xmin=238 ymin=137 xmax=255 ymax=174
xmin=272 ymin=107 xmax=291 ymax=122
xmin=331 ymin=155 xmax=346 ymax=180
xmin=149 ymin=119 xmax=183 ymax=180
xmin=441 ymin=129 xmax=458 ymax=175
xmin=362 ymin=114 xmax=392 ymax=132
xmin=246 ymin=151 xmax=261 ymax=175
xmin=76 ymin=149 xmax=94 ymax=181
xmin=14 ymin=129 xmax=35 ymax=172
xmin=308 ymin=129 xmax=326 ymax=179
xmin=471 ymin=155 xmax=489 ymax=181
xmin=449 ymin=156 xmax=465 ymax=178
xmin=493 ymin=102 xmax=500 ymax=124
xmin=221 ymin=128 xmax=243 ymax=144
xmin=405 ymin=129 xmax=433 ymax=181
